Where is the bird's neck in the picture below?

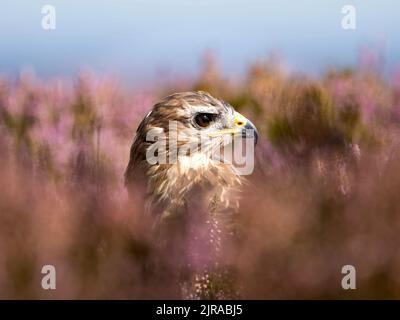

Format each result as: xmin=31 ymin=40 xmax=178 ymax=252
xmin=148 ymin=156 xmax=242 ymax=216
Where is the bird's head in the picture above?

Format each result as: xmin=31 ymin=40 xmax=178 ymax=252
xmin=146 ymin=91 xmax=257 ymax=154
xmin=125 ymin=91 xmax=258 ymax=203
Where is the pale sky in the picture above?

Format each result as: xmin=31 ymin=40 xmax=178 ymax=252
xmin=0 ymin=0 xmax=399 ymax=81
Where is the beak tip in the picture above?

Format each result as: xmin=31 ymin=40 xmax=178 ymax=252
xmin=242 ymin=122 xmax=258 ymax=145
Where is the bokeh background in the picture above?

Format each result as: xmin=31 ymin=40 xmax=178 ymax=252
xmin=1 ymin=0 xmax=400 ymax=299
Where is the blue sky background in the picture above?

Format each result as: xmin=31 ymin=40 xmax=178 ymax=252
xmin=0 ymin=0 xmax=399 ymax=82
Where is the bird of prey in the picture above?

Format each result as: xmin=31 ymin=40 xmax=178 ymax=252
xmin=125 ymin=91 xmax=258 ymax=299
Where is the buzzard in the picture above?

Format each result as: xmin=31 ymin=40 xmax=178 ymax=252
xmin=125 ymin=91 xmax=257 ymax=299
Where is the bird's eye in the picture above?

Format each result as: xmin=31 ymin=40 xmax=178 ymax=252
xmin=194 ymin=113 xmax=215 ymax=128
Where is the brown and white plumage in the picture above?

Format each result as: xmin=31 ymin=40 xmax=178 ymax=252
xmin=125 ymin=91 xmax=257 ymax=299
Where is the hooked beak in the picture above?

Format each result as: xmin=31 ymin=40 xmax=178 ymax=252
xmin=208 ymin=111 xmax=258 ymax=145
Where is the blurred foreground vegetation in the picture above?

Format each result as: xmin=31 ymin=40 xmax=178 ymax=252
xmin=1 ymin=55 xmax=400 ymax=298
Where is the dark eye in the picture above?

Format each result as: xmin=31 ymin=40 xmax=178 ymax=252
xmin=194 ymin=113 xmax=215 ymax=128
